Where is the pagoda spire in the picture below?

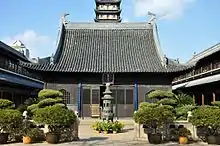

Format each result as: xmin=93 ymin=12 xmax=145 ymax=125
xmin=94 ymin=0 xmax=122 ymax=23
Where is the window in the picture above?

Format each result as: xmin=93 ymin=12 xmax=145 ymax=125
xmin=92 ymin=89 xmax=99 ymax=104
xmin=59 ymin=89 xmax=71 ymax=104
xmin=82 ymin=88 xmax=90 ymax=104
xmin=126 ymin=89 xmax=133 ymax=104
xmin=117 ymin=89 xmax=124 ymax=104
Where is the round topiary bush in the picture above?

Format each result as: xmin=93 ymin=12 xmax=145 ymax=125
xmin=33 ymin=105 xmax=76 ymax=130
xmin=0 ymin=109 xmax=23 ymax=133
xmin=0 ymin=99 xmax=14 ymax=109
xmin=38 ymin=89 xmax=63 ymax=100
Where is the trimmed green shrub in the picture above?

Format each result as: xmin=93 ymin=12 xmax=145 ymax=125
xmin=27 ymin=104 xmax=39 ymax=113
xmin=211 ymin=101 xmax=220 ymax=107
xmin=175 ymin=93 xmax=194 ymax=106
xmin=134 ymin=104 xmax=174 ymax=127
xmin=175 ymin=105 xmax=196 ymax=120
xmin=17 ymin=104 xmax=28 ymax=113
xmin=148 ymin=90 xmax=175 ymax=99
xmin=37 ymin=98 xmax=63 ymax=108
xmin=38 ymin=89 xmax=63 ymax=100
xmin=33 ymin=105 xmax=76 ymax=127
xmin=0 ymin=99 xmax=13 ymax=109
xmin=139 ymin=102 xmax=158 ymax=109
xmin=190 ymin=106 xmax=220 ymax=135
xmin=0 ymin=109 xmax=23 ymax=133
xmin=157 ymin=98 xmax=177 ymax=106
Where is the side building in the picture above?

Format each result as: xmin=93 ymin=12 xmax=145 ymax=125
xmin=20 ymin=0 xmax=187 ymax=118
xmin=172 ymin=43 xmax=220 ymax=105
xmin=0 ymin=41 xmax=44 ymax=106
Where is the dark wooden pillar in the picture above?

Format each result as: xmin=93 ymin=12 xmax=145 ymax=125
xmin=213 ymin=92 xmax=216 ymax=103
xmin=202 ymin=93 xmax=205 ymax=106
xmin=0 ymin=90 xmax=2 ymax=98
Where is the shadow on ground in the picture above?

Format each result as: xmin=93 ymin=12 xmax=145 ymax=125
xmin=122 ymin=128 xmax=134 ymax=133
xmin=80 ymin=137 xmax=108 ymax=141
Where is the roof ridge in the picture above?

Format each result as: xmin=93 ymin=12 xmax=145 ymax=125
xmin=187 ymin=42 xmax=220 ymax=64
xmin=65 ymin=22 xmax=153 ymax=30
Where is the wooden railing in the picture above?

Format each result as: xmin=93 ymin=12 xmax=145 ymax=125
xmin=0 ymin=60 xmax=42 ymax=81
xmin=173 ymin=60 xmax=220 ymax=83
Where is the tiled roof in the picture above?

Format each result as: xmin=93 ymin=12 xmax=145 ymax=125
xmin=187 ymin=43 xmax=220 ymax=66
xmin=20 ymin=22 xmax=188 ymax=73
xmin=0 ymin=41 xmax=29 ymax=61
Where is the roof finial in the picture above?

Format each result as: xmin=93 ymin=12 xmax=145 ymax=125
xmin=148 ymin=11 xmax=157 ymax=24
xmin=50 ymin=53 xmax=54 ymax=65
xmin=60 ymin=13 xmax=70 ymax=25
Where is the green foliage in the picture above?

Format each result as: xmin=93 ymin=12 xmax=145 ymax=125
xmin=91 ymin=121 xmax=124 ymax=132
xmin=211 ymin=101 xmax=220 ymax=107
xmin=33 ymin=105 xmax=76 ymax=127
xmin=0 ymin=109 xmax=23 ymax=133
xmin=157 ymin=98 xmax=177 ymax=106
xmin=23 ymin=127 xmax=45 ymax=141
xmin=139 ymin=102 xmax=158 ymax=109
xmin=27 ymin=104 xmax=39 ymax=113
xmin=112 ymin=121 xmax=124 ymax=132
xmin=178 ymin=127 xmax=191 ymax=137
xmin=175 ymin=93 xmax=194 ymax=106
xmin=133 ymin=103 xmax=174 ymax=127
xmin=190 ymin=106 xmax=220 ymax=135
xmin=175 ymin=105 xmax=196 ymax=120
xmin=0 ymin=99 xmax=14 ymax=109
xmin=37 ymin=98 xmax=63 ymax=108
xmin=148 ymin=90 xmax=175 ymax=99
xmin=17 ymin=104 xmax=28 ymax=113
xmin=38 ymin=89 xmax=63 ymax=100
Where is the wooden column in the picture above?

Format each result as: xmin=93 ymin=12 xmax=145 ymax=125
xmin=213 ymin=92 xmax=216 ymax=103
xmin=44 ymin=82 xmax=48 ymax=89
xmin=0 ymin=90 xmax=2 ymax=98
xmin=193 ymin=94 xmax=196 ymax=105
xmin=202 ymin=93 xmax=205 ymax=106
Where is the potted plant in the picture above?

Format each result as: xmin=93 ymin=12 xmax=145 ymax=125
xmin=101 ymin=122 xmax=110 ymax=134
xmin=134 ymin=102 xmax=174 ymax=144
xmin=0 ymin=109 xmax=22 ymax=144
xmin=112 ymin=121 xmax=124 ymax=133
xmin=178 ymin=127 xmax=191 ymax=144
xmin=33 ymin=105 xmax=76 ymax=144
xmin=190 ymin=106 xmax=220 ymax=144
xmin=92 ymin=121 xmax=102 ymax=133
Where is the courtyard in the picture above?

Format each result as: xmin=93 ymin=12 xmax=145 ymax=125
xmin=1 ymin=119 xmax=209 ymax=146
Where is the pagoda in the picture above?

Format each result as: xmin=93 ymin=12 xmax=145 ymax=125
xmin=94 ymin=0 xmax=122 ymax=22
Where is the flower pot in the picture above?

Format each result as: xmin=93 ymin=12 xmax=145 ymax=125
xmin=45 ymin=132 xmax=60 ymax=144
xmin=0 ymin=133 xmax=9 ymax=144
xmin=23 ymin=136 xmax=32 ymax=144
xmin=207 ymin=135 xmax=218 ymax=144
xmin=179 ymin=136 xmax=188 ymax=144
xmin=148 ymin=133 xmax=162 ymax=144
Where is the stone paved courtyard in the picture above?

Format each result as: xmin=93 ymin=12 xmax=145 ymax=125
xmin=2 ymin=119 xmax=210 ymax=146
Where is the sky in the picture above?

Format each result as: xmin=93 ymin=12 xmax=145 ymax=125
xmin=1 ymin=0 xmax=220 ymax=63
